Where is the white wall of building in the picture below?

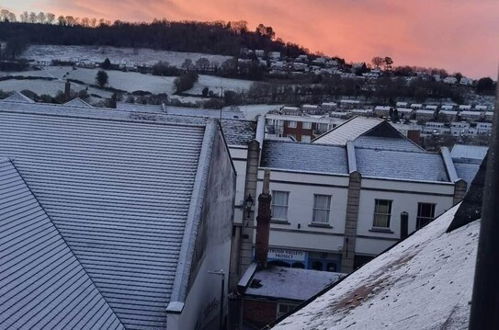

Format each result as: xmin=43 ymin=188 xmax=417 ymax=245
xmin=254 ymin=169 xmax=456 ymax=264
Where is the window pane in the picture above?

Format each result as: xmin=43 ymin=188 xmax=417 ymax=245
xmin=313 ymin=195 xmax=331 ymax=223
xmin=374 ymin=214 xmax=390 ymax=227
xmin=272 ymin=191 xmax=289 ymax=220
xmin=417 ymin=203 xmax=436 ymax=229
xmin=302 ymin=122 xmax=312 ymax=129
xmin=373 ymin=199 xmax=392 ymax=228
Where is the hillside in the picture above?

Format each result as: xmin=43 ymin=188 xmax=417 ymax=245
xmin=0 ymin=20 xmax=309 ymax=58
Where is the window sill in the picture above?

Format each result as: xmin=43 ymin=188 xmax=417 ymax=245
xmin=308 ymin=223 xmax=333 ymax=229
xmin=369 ymin=228 xmax=394 ymax=234
xmin=271 ymin=219 xmax=291 ymax=225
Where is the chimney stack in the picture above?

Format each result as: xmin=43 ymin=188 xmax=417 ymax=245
xmin=64 ymin=80 xmax=71 ymax=101
xmin=255 ymin=170 xmax=271 ymax=269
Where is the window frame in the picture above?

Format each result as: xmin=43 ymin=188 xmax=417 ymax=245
xmin=271 ymin=190 xmax=290 ymax=221
xmin=302 ymin=121 xmax=312 ymax=129
xmin=416 ymin=202 xmax=436 ymax=229
xmin=312 ymin=194 xmax=332 ymax=224
xmin=287 ymin=121 xmax=297 ymax=128
xmin=276 ymin=303 xmax=298 ymax=318
xmin=372 ymin=199 xmax=393 ymax=229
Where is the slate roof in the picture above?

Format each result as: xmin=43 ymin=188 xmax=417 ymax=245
xmin=64 ymin=97 xmax=94 ymax=108
xmin=2 ymin=91 xmax=35 ymax=104
xmin=355 ymin=148 xmax=450 ymax=182
xmin=115 ymin=102 xmax=255 ymax=145
xmin=261 ymin=141 xmax=348 ymax=175
xmin=245 ymin=266 xmax=343 ymax=301
xmin=451 ymin=144 xmax=488 ymax=186
xmin=451 ymin=144 xmax=488 ymax=164
xmin=274 ymin=204 xmax=479 ymax=329
xmin=261 ymin=140 xmax=449 ymax=182
xmin=313 ymin=117 xmax=383 ymax=145
xmin=0 ymin=103 xmax=210 ymax=329
xmin=0 ymin=159 xmax=124 ymax=330
xmin=353 ymin=136 xmax=422 ymax=152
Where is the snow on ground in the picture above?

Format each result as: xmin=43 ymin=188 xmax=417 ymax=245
xmin=23 ymin=45 xmax=232 ymax=68
xmin=187 ymin=75 xmax=254 ymax=95
xmin=64 ymin=68 xmax=177 ymax=94
xmin=275 ymin=204 xmax=478 ymax=330
xmin=224 ymin=104 xmax=282 ymax=119
xmin=0 ymin=79 xmax=111 ymax=98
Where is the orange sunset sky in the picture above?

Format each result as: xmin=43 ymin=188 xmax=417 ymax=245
xmin=4 ymin=0 xmax=499 ymax=78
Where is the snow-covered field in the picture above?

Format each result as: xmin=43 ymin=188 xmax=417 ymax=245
xmin=1 ymin=66 xmax=255 ymax=98
xmin=0 ymin=79 xmax=111 ymax=98
xmin=64 ymin=68 xmax=177 ymax=94
xmin=187 ymin=75 xmax=254 ymax=95
xmin=23 ymin=45 xmax=232 ymax=68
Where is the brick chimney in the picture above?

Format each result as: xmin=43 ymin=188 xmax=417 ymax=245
xmin=255 ymin=170 xmax=271 ymax=269
xmin=407 ymin=129 xmax=421 ymax=146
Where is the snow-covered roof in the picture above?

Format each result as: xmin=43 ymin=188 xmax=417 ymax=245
xmin=275 ymin=204 xmax=478 ymax=329
xmin=115 ymin=102 xmax=255 ymax=145
xmin=450 ymin=145 xmax=488 ymax=186
xmin=0 ymin=159 xmax=124 ymax=330
xmin=245 ymin=266 xmax=344 ymax=301
xmin=63 ymin=97 xmax=93 ymax=108
xmin=451 ymin=144 xmax=488 ymax=163
xmin=313 ymin=117 xmax=383 ymax=145
xmin=1 ymin=91 xmax=35 ymax=104
xmin=0 ymin=102 xmax=220 ymax=329
xmin=353 ymin=136 xmax=422 ymax=152
xmin=261 ymin=141 xmax=348 ymax=175
xmin=356 ymin=148 xmax=449 ymax=182
xmin=261 ymin=140 xmax=448 ymax=182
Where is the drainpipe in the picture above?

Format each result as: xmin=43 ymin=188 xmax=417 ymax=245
xmin=469 ymin=73 xmax=499 ymax=330
xmin=400 ymin=212 xmax=408 ymax=240
xmin=255 ymin=170 xmax=271 ymax=269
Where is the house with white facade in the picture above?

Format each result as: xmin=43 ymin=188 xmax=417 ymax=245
xmin=256 ymin=135 xmax=465 ymax=273
xmin=0 ymin=101 xmax=237 ymax=329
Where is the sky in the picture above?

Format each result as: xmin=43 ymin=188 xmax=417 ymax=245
xmin=3 ymin=0 xmax=499 ymax=78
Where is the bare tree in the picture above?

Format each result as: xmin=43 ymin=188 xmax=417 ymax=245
xmin=36 ymin=12 xmax=46 ymax=24
xmin=384 ymin=57 xmax=393 ymax=70
xmin=20 ymin=11 xmax=29 ymax=23
xmin=46 ymin=13 xmax=55 ymax=24
xmin=81 ymin=17 xmax=90 ymax=27
xmin=371 ymin=56 xmax=384 ymax=69
xmin=29 ymin=12 xmax=37 ymax=23
xmin=195 ymin=57 xmax=210 ymax=71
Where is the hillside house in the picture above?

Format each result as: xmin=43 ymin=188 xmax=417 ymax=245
xmin=415 ymin=109 xmax=435 ymax=121
xmin=0 ymin=101 xmax=237 ymax=329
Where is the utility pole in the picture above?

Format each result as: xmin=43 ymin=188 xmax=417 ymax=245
xmin=469 ymin=72 xmax=499 ymax=330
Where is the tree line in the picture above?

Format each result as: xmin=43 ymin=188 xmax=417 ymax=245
xmin=0 ymin=9 xmax=309 ymax=58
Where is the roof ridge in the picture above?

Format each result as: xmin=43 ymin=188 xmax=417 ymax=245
xmin=0 ymin=107 xmax=208 ymax=128
xmin=6 ymin=159 xmax=125 ymax=327
xmin=168 ymin=120 xmax=218 ymax=312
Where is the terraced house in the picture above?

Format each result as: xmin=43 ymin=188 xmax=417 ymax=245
xmin=256 ymin=117 xmax=467 ymax=273
xmin=0 ymin=100 xmax=236 ymax=329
